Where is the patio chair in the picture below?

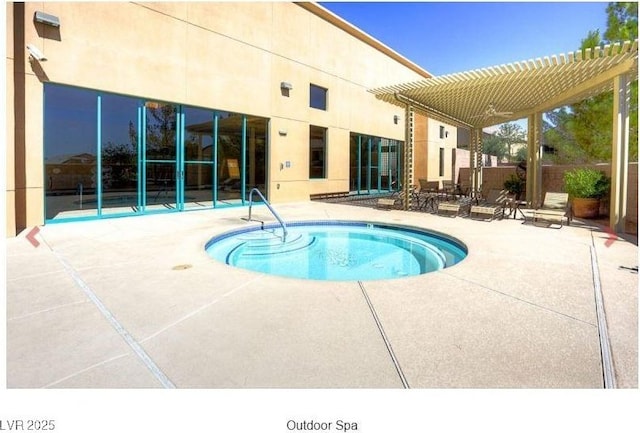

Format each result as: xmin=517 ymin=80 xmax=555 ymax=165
xmin=441 ymin=180 xmax=457 ymax=200
xmin=469 ymin=189 xmax=510 ymax=221
xmin=532 ymin=192 xmax=571 ymax=227
xmin=418 ymin=179 xmax=440 ymax=211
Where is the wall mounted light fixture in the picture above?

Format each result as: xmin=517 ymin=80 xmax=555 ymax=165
xmin=34 ymin=11 xmax=60 ymax=27
xmin=280 ymin=82 xmax=293 ymax=91
xmin=393 ymin=115 xmax=400 ymax=124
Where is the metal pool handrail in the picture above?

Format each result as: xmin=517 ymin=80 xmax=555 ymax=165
xmin=247 ymin=188 xmax=288 ymax=242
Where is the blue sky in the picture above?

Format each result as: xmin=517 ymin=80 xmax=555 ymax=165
xmin=321 ymin=2 xmax=609 ymax=76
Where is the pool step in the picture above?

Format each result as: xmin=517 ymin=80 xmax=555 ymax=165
xmin=226 ymin=231 xmax=317 ymax=263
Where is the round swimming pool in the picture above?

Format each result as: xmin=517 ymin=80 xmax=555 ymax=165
xmin=205 ymin=221 xmax=467 ymax=281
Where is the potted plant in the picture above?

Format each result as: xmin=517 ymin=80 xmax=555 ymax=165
xmin=563 ymin=168 xmax=610 ymax=218
xmin=504 ymin=174 xmax=525 ymax=200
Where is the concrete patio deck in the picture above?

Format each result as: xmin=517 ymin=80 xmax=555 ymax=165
xmin=5 ymin=201 xmax=638 ymax=388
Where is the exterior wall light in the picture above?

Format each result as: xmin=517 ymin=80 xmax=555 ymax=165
xmin=280 ymin=82 xmax=293 ymax=90
xmin=34 ymin=11 xmax=60 ymax=27
xmin=393 ymin=115 xmax=400 ymax=124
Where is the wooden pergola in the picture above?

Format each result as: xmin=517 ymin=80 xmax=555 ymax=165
xmin=370 ymin=40 xmax=638 ymax=233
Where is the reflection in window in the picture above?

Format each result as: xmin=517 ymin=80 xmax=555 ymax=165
xmin=42 ymin=85 xmax=270 ymax=219
xmin=183 ymin=106 xmax=215 ymax=209
xmin=145 ymin=102 xmax=177 ymax=161
xmin=310 ymin=84 xmax=327 ymax=110
xmin=101 ymin=93 xmax=140 ymax=213
xmin=217 ymin=112 xmax=244 ymax=204
xmin=245 ymin=115 xmax=268 ymax=199
xmin=44 ymin=84 xmax=98 ymax=219
xmin=309 ymin=125 xmax=327 ymax=179
xmin=145 ymin=102 xmax=178 ymax=210
xmin=349 ymin=132 xmax=403 ymax=194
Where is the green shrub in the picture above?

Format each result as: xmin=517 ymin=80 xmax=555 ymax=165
xmin=563 ymin=168 xmax=610 ymax=199
xmin=503 ymin=174 xmax=524 ymax=199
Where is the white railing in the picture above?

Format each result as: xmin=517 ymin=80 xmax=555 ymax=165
xmin=247 ymin=188 xmax=288 ymax=242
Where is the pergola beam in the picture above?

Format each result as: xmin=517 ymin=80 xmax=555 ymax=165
xmin=524 ymin=58 xmax=637 ymax=116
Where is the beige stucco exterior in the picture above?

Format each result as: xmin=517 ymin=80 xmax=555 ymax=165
xmin=6 ymin=2 xmax=446 ymax=236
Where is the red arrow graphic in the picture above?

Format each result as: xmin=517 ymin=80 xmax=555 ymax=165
xmin=603 ymin=225 xmax=618 ymax=248
xmin=26 ymin=226 xmax=40 ymax=247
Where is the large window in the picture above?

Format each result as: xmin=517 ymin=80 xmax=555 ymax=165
xmin=349 ymin=133 xmax=403 ymax=194
xmin=44 ymin=84 xmax=99 ymax=220
xmin=43 ymin=83 xmax=269 ymax=221
xmin=309 ymin=125 xmax=327 ymax=179
xmin=100 ymin=93 xmax=140 ymax=215
xmin=310 ymin=84 xmax=327 ymax=110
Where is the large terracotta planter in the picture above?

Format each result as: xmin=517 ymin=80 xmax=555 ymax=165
xmin=572 ymin=197 xmax=600 ymax=218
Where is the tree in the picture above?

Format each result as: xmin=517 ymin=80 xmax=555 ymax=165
xmin=604 ymin=2 xmax=638 ymax=42
xmin=494 ymin=122 xmax=526 ymax=162
xmin=482 ymin=133 xmax=508 ymax=162
xmin=545 ymin=3 xmax=638 ymax=163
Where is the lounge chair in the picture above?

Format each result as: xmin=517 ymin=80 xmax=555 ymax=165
xmin=379 ymin=187 xmax=413 ymax=210
xmin=437 ymin=196 xmax=472 ymax=217
xmin=470 ymin=189 xmax=510 ymax=221
xmin=532 ymin=192 xmax=571 ymax=227
xmin=376 ymin=197 xmax=397 ymax=210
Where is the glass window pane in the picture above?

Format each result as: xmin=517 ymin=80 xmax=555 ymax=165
xmin=44 ymin=84 xmax=98 ymax=220
xmin=245 ymin=115 xmax=268 ymax=200
xmin=145 ymin=102 xmax=177 ymax=161
xmin=101 ymin=93 xmax=140 ymax=214
xmin=145 ymin=161 xmax=177 ymax=210
xmin=310 ymin=84 xmax=327 ymax=110
xmin=183 ymin=106 xmax=215 ymax=210
xmin=184 ymin=107 xmax=214 ymax=162
xmin=309 ymin=125 xmax=326 ymax=179
xmin=217 ymin=112 xmax=244 ymax=205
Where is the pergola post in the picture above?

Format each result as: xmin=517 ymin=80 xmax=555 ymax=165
xmin=526 ymin=113 xmax=543 ymax=207
xmin=610 ymin=73 xmax=630 ymax=233
xmin=403 ymin=104 xmax=415 ymax=210
xmin=470 ymin=128 xmax=483 ymax=197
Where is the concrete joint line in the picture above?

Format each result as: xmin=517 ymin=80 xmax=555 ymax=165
xmin=42 ymin=352 xmax=129 ymax=388
xmin=589 ymin=244 xmax=617 ymax=389
xmin=52 ymin=250 xmax=176 ymax=389
xmin=441 ymin=271 xmax=595 ymax=327
xmin=8 ymin=300 xmax=89 ymax=322
xmin=358 ymin=281 xmax=410 ymax=389
xmin=140 ymin=276 xmax=261 ymax=343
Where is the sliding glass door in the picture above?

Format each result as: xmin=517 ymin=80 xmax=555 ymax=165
xmin=349 ymin=132 xmax=403 ymax=195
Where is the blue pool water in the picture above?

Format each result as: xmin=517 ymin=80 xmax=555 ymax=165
xmin=205 ymin=221 xmax=467 ymax=281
